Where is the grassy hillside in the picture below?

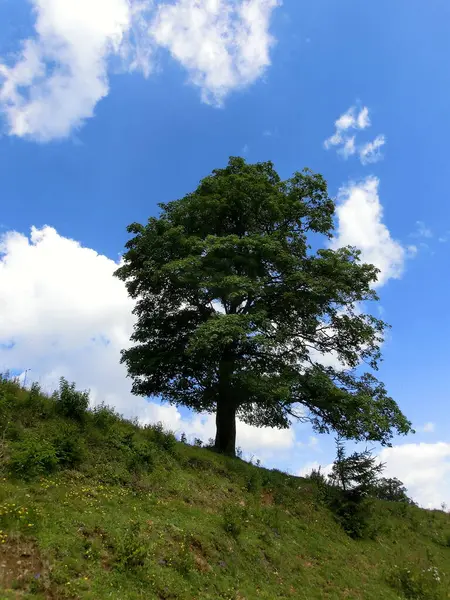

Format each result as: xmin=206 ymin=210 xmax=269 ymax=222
xmin=1 ymin=376 xmax=450 ymax=600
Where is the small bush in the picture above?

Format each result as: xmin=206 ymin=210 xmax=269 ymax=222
xmin=114 ymin=521 xmax=148 ymax=570
xmin=387 ymin=564 xmax=447 ymax=599
xmin=126 ymin=438 xmax=155 ymax=474
xmin=8 ymin=436 xmax=59 ymax=479
xmin=91 ymin=403 xmax=120 ymax=431
xmin=54 ymin=378 xmax=89 ymax=422
xmin=172 ymin=536 xmax=195 ymax=575
xmin=222 ymin=505 xmax=244 ymax=539
xmin=23 ymin=382 xmax=49 ymax=419
xmin=144 ymin=422 xmax=177 ymax=454
xmin=245 ymin=471 xmax=262 ymax=495
xmin=329 ymin=489 xmax=379 ymax=539
xmin=52 ymin=424 xmax=85 ymax=468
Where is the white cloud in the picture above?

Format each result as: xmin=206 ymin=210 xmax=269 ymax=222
xmin=0 ymin=0 xmax=280 ymax=141
xmin=324 ymin=105 xmax=371 ymax=155
xmin=333 ymin=106 xmax=370 ymax=134
xmin=150 ymin=0 xmax=280 ymax=105
xmin=406 ymin=244 xmax=418 ymax=257
xmin=356 ymin=106 xmax=370 ymax=129
xmin=380 ymin=443 xmax=450 ymax=509
xmin=324 ymin=105 xmax=386 ymax=165
xmin=332 ymin=177 xmax=406 ymax=287
xmin=411 ymin=220 xmax=433 ymax=239
xmin=297 ymin=460 xmax=332 ymax=478
xmin=0 ymin=226 xmax=294 ymax=455
xmin=297 ymin=442 xmax=450 ymax=509
xmin=420 ymin=422 xmax=436 ymax=433
xmin=359 ymin=134 xmax=386 ymax=165
xmin=0 ymin=0 xmax=153 ymax=141
xmin=338 ymin=135 xmax=356 ymax=159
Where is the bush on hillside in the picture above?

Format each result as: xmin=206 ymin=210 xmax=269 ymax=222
xmin=54 ymin=377 xmax=89 ymax=422
xmin=387 ymin=564 xmax=447 ymax=600
xmin=309 ymin=440 xmax=386 ymax=539
xmin=372 ymin=477 xmax=414 ymax=504
xmin=8 ymin=435 xmax=59 ymax=479
xmin=91 ymin=402 xmax=121 ymax=431
xmin=114 ymin=521 xmax=148 ymax=570
xmin=143 ymin=422 xmax=177 ymax=454
xmin=52 ymin=423 xmax=86 ymax=468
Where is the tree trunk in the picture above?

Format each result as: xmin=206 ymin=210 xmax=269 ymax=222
xmin=214 ymin=350 xmax=237 ymax=455
xmin=214 ymin=395 xmax=237 ymax=455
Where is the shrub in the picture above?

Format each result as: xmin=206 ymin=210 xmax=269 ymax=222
xmin=144 ymin=422 xmax=177 ymax=454
xmin=8 ymin=436 xmax=59 ymax=479
xmin=54 ymin=378 xmax=89 ymax=422
xmin=372 ymin=477 xmax=414 ymax=504
xmin=172 ymin=535 xmax=195 ymax=575
xmin=222 ymin=505 xmax=245 ymax=538
xmin=245 ymin=471 xmax=262 ymax=495
xmin=126 ymin=438 xmax=155 ymax=474
xmin=320 ymin=440 xmax=385 ymax=539
xmin=114 ymin=521 xmax=148 ymax=570
xmin=91 ymin=403 xmax=120 ymax=431
xmin=24 ymin=382 xmax=49 ymax=419
xmin=52 ymin=424 xmax=85 ymax=468
xmin=327 ymin=487 xmax=379 ymax=540
xmin=387 ymin=564 xmax=447 ymax=599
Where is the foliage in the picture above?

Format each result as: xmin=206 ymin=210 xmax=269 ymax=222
xmin=114 ymin=521 xmax=148 ymax=570
xmin=54 ymin=377 xmax=90 ymax=422
xmin=8 ymin=435 xmax=59 ymax=479
xmin=315 ymin=440 xmax=386 ymax=539
xmin=115 ymin=156 xmax=412 ymax=455
xmin=387 ymin=564 xmax=447 ymax=599
xmin=328 ymin=438 xmax=385 ymax=493
xmin=222 ymin=504 xmax=244 ymax=538
xmin=1 ymin=377 xmax=450 ymax=600
xmin=373 ymin=477 xmax=414 ymax=503
xmin=143 ymin=421 xmax=177 ymax=454
xmin=52 ymin=423 xmax=86 ymax=468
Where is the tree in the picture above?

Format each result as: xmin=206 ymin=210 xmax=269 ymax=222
xmin=328 ymin=438 xmax=385 ymax=494
xmin=326 ymin=439 xmax=386 ymax=539
xmin=115 ymin=157 xmax=412 ymax=455
xmin=372 ymin=477 xmax=414 ymax=504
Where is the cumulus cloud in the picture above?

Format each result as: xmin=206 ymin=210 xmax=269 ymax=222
xmin=0 ymin=0 xmax=151 ymax=141
xmin=0 ymin=226 xmax=294 ymax=455
xmin=0 ymin=0 xmax=280 ymax=141
xmin=151 ymin=0 xmax=280 ymax=105
xmin=331 ymin=177 xmax=406 ymax=287
xmin=297 ymin=441 xmax=450 ymax=509
xmin=379 ymin=443 xmax=450 ymax=509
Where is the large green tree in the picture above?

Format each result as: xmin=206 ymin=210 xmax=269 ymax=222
xmin=115 ymin=157 xmax=411 ymax=455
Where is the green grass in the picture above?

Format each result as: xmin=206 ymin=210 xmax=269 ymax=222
xmin=1 ymin=376 xmax=450 ymax=600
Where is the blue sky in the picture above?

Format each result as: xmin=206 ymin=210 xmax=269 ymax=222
xmin=0 ymin=0 xmax=449 ymax=508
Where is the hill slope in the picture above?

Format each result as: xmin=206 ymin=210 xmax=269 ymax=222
xmin=1 ymin=376 xmax=450 ymax=600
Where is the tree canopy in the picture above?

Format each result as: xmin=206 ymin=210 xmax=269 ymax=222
xmin=115 ymin=157 xmax=412 ymax=455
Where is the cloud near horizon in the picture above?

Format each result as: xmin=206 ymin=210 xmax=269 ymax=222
xmin=0 ymin=225 xmax=295 ymax=457
xmin=0 ymin=0 xmax=280 ymax=141
xmin=1 ymin=225 xmax=446 ymax=507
